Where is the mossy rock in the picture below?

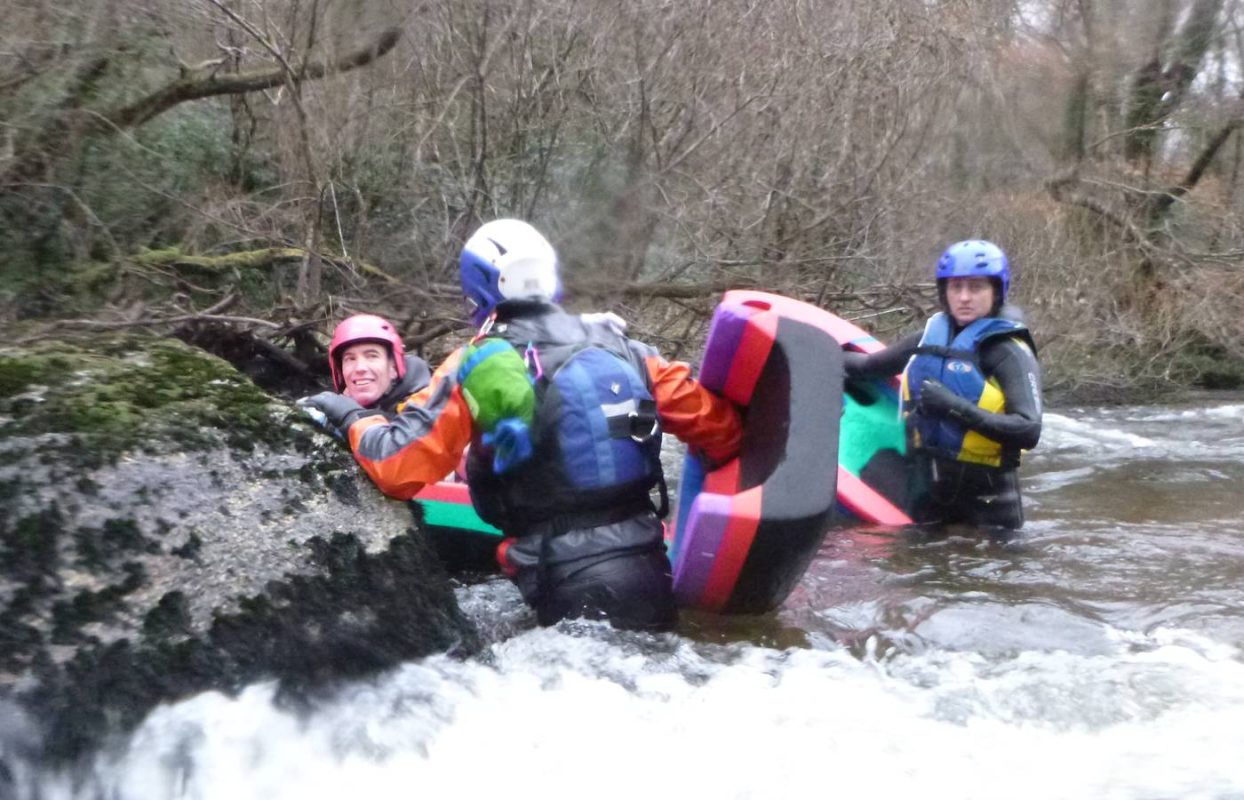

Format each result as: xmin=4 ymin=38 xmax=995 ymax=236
xmin=0 ymin=333 xmax=480 ymax=765
xmin=0 ymin=333 xmax=310 ymax=460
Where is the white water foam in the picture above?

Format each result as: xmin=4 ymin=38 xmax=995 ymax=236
xmin=1038 ymin=413 xmax=1158 ymax=453
xmin=27 ymin=624 xmax=1244 ymax=800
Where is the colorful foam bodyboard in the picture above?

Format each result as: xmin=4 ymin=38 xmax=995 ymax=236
xmin=833 ymin=320 xmax=912 ymax=527
xmin=414 ymin=481 xmax=500 ymax=536
xmin=670 ymin=291 xmax=845 ymax=614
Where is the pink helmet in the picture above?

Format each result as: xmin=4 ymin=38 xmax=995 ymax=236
xmin=328 ymin=314 xmax=406 ymax=392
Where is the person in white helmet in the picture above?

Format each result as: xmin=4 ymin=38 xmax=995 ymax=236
xmin=302 ymin=219 xmax=742 ymax=630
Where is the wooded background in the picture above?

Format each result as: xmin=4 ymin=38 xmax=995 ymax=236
xmin=5 ymin=0 xmax=1244 ymax=399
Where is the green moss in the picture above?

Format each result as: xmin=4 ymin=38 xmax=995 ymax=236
xmin=143 ymin=591 xmax=191 ymax=639
xmin=3 ymin=506 xmax=63 ymax=585
xmin=1171 ymin=340 xmax=1244 ymax=390
xmin=74 ymin=475 xmax=100 ymax=495
xmin=73 ymin=518 xmax=158 ymax=569
xmin=0 ymin=333 xmax=312 ymax=458
xmin=0 ymin=477 xmax=21 ymax=506
xmin=171 ymin=532 xmax=202 ymax=559
xmin=0 ymin=606 xmax=43 ymax=671
xmin=131 ymin=247 xmax=182 ymax=266
xmin=50 ymin=561 xmax=146 ymax=643
xmin=0 ymin=359 xmax=42 ymax=396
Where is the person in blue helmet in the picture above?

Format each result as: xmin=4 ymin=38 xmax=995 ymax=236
xmin=845 ymin=240 xmax=1042 ymax=530
xmin=300 ymin=219 xmax=742 ymax=630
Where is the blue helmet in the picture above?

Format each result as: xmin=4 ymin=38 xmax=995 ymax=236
xmin=460 ymin=219 xmax=561 ymax=326
xmin=935 ymin=240 xmax=1010 ymax=302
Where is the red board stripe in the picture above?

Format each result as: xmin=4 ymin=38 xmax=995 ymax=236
xmin=836 ymin=466 xmax=912 ymax=526
xmin=414 ymin=481 xmax=472 ymax=504
xmin=699 ymin=488 xmax=763 ymax=611
xmin=703 ymin=458 xmax=741 ymax=495
xmin=722 ymin=312 xmax=777 ymax=405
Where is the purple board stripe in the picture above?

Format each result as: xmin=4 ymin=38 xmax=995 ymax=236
xmin=671 ymin=493 xmax=732 ymax=606
xmin=698 ymin=305 xmax=753 ymax=391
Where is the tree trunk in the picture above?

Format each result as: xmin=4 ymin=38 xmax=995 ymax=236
xmin=1123 ymin=0 xmax=1224 ymax=165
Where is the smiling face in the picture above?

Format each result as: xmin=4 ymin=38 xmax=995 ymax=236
xmin=339 ymin=342 xmax=398 ymax=407
xmin=943 ymin=276 xmax=996 ymax=327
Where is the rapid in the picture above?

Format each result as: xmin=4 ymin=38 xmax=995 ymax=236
xmin=11 ymin=399 xmax=1244 ymax=799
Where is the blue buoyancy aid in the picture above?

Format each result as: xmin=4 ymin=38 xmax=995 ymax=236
xmin=901 ymin=312 xmax=1032 ymax=467
xmin=465 ymin=305 xmax=665 ymax=533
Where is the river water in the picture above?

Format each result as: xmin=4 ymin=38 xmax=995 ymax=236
xmin=15 ymin=399 xmax=1244 ymax=799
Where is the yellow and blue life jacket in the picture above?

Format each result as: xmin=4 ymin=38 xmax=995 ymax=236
xmin=901 ymin=312 xmax=1032 ymax=467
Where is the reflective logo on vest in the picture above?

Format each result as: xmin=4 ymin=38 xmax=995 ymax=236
xmin=947 ymin=360 xmax=972 ymax=374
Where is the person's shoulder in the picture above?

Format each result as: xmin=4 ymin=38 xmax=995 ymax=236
xmin=401 ymin=354 xmax=432 ymax=386
xmin=372 ymin=355 xmax=434 ymax=413
xmin=996 ymin=303 xmax=1027 ymax=324
xmin=981 ymin=325 xmax=1037 ymax=362
xmin=579 ymin=311 xmax=628 ymax=336
xmin=983 ymin=305 xmax=1035 ymax=349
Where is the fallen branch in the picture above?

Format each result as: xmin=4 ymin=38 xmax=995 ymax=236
xmin=3 ymin=29 xmax=402 ymax=184
xmin=1150 ymin=115 xmax=1244 ymax=218
xmin=19 ymin=312 xmax=281 ymax=343
xmin=250 ymin=336 xmax=311 ymax=375
xmin=1045 ymin=170 xmax=1151 ymax=246
xmin=103 ymin=28 xmax=402 ymax=132
xmin=133 ymin=247 xmax=307 ymax=271
xmin=571 ymin=277 xmax=932 ymax=310
xmin=131 ymin=246 xmax=399 ymax=283
xmin=571 ymin=279 xmax=759 ymax=299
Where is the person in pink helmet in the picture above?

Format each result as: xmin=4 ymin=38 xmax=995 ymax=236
xmin=301 ymin=315 xmax=432 ymax=432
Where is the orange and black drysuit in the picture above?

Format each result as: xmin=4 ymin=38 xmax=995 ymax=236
xmin=375 ymin=355 xmax=433 ymax=413
xmin=341 ymin=301 xmax=742 ymax=630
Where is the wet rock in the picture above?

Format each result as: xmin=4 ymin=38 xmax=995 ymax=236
xmin=0 ymin=334 xmax=479 ymax=762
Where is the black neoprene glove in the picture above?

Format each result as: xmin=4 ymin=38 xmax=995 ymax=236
xmin=297 ymin=392 xmax=378 ymax=438
xmin=917 ymin=379 xmax=981 ymax=426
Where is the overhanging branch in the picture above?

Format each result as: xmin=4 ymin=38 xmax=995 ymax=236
xmin=103 ymin=28 xmax=401 ymax=132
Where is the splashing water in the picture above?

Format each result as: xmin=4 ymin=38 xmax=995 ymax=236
xmin=14 ymin=398 xmax=1244 ymax=799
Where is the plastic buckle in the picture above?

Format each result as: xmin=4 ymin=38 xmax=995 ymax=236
xmin=628 ymin=411 xmax=659 ymax=443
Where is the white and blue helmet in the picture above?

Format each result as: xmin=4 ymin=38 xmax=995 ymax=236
xmin=460 ymin=219 xmax=561 ymax=326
